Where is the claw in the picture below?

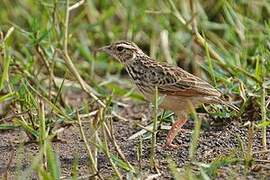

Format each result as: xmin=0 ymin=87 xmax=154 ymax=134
xmin=165 ymin=142 xmax=179 ymax=148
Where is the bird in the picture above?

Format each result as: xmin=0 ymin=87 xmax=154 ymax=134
xmin=98 ymin=40 xmax=238 ymax=148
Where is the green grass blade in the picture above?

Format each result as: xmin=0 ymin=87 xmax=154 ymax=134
xmin=46 ymin=142 xmax=61 ymax=180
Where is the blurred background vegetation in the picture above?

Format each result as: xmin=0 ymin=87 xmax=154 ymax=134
xmin=0 ymin=0 xmax=269 ymax=179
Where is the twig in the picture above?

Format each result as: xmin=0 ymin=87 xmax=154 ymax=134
xmin=27 ymin=82 xmax=72 ymax=121
xmin=89 ymin=108 xmax=99 ymax=172
xmin=261 ymin=86 xmax=267 ymax=150
xmin=60 ymin=173 xmax=99 ymax=180
xmin=128 ymin=123 xmax=172 ymax=141
xmin=253 ymin=150 xmax=270 ymax=154
xmin=69 ymin=0 xmax=85 ymax=11
xmin=160 ymin=30 xmax=173 ymax=64
xmin=254 ymin=159 xmax=270 ymax=163
xmin=76 ymin=107 xmax=134 ymax=172
xmin=62 ymin=0 xmax=127 ymax=122
xmin=102 ymin=119 xmax=135 ymax=172
xmin=0 ymin=111 xmax=30 ymax=122
xmin=79 ymin=110 xmax=99 ymax=118
xmin=189 ymin=0 xmax=202 ymax=77
xmin=38 ymin=100 xmax=47 ymax=169
xmin=76 ymin=110 xmax=103 ymax=179
xmin=136 ymin=123 xmax=154 ymax=133
xmin=102 ymin=119 xmax=122 ymax=179
xmin=189 ymin=0 xmax=198 ymax=34
xmin=145 ymin=173 xmax=162 ymax=180
xmin=188 ymin=101 xmax=202 ymax=161
xmin=150 ymin=86 xmax=159 ymax=170
xmin=35 ymin=45 xmax=58 ymax=91
xmin=246 ymin=121 xmax=254 ymax=165
xmin=1 ymin=27 xmax=14 ymax=92
xmin=3 ymin=27 xmax=15 ymax=42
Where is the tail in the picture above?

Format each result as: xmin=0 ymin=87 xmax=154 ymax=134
xmin=211 ymin=97 xmax=240 ymax=112
xmin=221 ymin=101 xmax=240 ymax=112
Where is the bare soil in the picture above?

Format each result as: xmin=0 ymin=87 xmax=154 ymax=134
xmin=0 ymin=100 xmax=270 ymax=179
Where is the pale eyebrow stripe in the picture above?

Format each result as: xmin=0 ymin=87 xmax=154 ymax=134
xmin=116 ymin=43 xmax=135 ymax=49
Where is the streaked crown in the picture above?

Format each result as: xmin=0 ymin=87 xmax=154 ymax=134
xmin=98 ymin=41 xmax=144 ymax=63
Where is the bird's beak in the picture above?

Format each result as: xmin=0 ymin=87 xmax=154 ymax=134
xmin=97 ymin=45 xmax=111 ymax=53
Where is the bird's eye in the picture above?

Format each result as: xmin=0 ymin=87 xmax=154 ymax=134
xmin=116 ymin=46 xmax=124 ymax=52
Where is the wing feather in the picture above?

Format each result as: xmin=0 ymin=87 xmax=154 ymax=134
xmin=141 ymin=62 xmax=221 ymax=97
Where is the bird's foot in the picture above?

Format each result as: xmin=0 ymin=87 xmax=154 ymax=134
xmin=165 ymin=142 xmax=179 ymax=149
xmin=164 ymin=118 xmax=188 ymax=149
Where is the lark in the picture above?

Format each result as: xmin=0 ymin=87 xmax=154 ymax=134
xmin=98 ymin=40 xmax=237 ymax=148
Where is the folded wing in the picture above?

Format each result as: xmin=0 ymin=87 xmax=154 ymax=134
xmin=146 ymin=64 xmax=221 ymax=98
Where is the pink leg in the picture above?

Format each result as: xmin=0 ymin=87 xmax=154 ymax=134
xmin=166 ymin=118 xmax=188 ymax=148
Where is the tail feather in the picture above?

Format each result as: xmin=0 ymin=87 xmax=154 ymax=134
xmin=221 ymin=101 xmax=240 ymax=112
xmin=211 ymin=97 xmax=240 ymax=112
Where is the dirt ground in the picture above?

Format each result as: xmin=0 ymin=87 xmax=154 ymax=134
xmin=0 ymin=100 xmax=270 ymax=179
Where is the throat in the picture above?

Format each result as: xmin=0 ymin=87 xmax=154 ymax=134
xmin=125 ymin=64 xmax=141 ymax=81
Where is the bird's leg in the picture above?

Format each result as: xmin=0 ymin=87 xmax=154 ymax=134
xmin=166 ymin=118 xmax=188 ymax=148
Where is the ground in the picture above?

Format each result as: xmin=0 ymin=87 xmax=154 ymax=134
xmin=0 ymin=99 xmax=269 ymax=179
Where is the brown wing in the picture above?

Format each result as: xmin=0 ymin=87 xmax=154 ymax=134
xmin=158 ymin=74 xmax=221 ymax=97
xmin=146 ymin=64 xmax=221 ymax=97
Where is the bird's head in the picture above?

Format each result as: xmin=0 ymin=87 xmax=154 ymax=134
xmin=98 ymin=41 xmax=144 ymax=63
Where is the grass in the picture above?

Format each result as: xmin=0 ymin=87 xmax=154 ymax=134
xmin=0 ymin=0 xmax=269 ymax=179
xmin=150 ymin=86 xmax=159 ymax=171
